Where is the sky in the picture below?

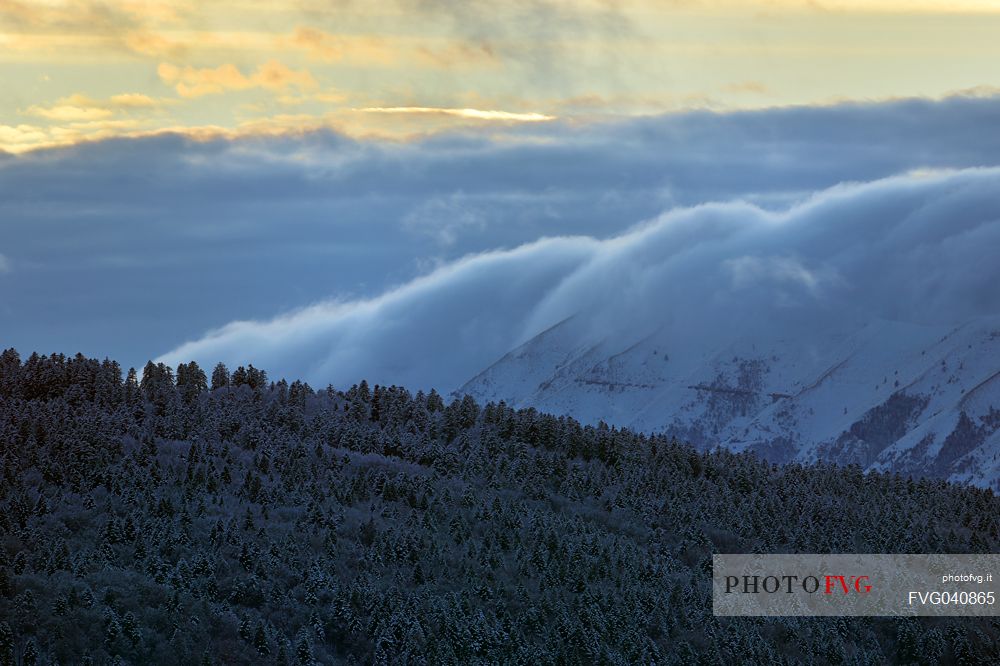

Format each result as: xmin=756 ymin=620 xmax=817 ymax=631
xmin=3 ymin=1 xmax=1000 ymax=152
xmin=2 ymin=1 xmax=1000 ymax=389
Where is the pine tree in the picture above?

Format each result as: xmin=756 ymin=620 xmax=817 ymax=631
xmin=104 ymin=609 xmax=121 ymax=648
xmin=254 ymin=623 xmax=270 ymax=656
xmin=21 ymin=640 xmax=37 ymax=666
xmin=232 ymin=366 xmax=248 ymax=387
xmin=122 ymin=611 xmax=141 ymax=646
xmin=211 ymin=363 xmax=230 ymax=391
xmin=238 ymin=617 xmax=253 ymax=642
xmin=124 ymin=367 xmax=140 ymax=404
xmin=177 ymin=361 xmax=207 ymax=403
xmin=246 ymin=365 xmax=267 ymax=391
xmin=295 ymin=630 xmax=313 ymax=666
xmin=0 ymin=622 xmax=12 ymax=666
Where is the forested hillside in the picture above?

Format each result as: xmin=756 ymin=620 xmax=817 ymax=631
xmin=1 ymin=350 xmax=998 ymax=664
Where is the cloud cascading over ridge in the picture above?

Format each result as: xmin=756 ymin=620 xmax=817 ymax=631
xmin=4 ymin=93 xmax=1000 ymax=370
xmin=159 ymin=167 xmax=1000 ymax=392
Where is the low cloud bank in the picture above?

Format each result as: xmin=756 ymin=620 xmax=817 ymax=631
xmin=160 ymin=167 xmax=1000 ymax=391
xmin=5 ymin=93 xmax=1000 ymax=367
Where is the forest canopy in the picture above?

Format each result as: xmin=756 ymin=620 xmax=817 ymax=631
xmin=0 ymin=350 xmax=997 ymax=664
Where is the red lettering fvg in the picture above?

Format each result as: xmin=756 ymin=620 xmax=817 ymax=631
xmin=823 ymin=575 xmax=872 ymax=594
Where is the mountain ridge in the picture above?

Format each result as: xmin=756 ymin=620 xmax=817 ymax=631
xmin=457 ymin=314 xmax=1000 ymax=489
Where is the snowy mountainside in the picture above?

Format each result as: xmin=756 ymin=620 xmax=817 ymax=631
xmin=457 ymin=315 xmax=1000 ymax=489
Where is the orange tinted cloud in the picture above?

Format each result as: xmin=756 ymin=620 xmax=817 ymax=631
xmin=724 ymin=81 xmax=771 ymax=95
xmin=124 ymin=29 xmax=184 ymax=57
xmin=157 ymin=60 xmax=318 ymax=98
xmin=413 ymin=41 xmax=498 ymax=68
xmin=26 ymin=94 xmax=113 ymax=120
xmin=109 ymin=92 xmax=160 ymax=107
xmin=291 ymin=27 xmax=344 ymax=61
xmin=254 ymin=60 xmax=318 ymax=93
xmin=290 ymin=27 xmax=396 ymax=64
xmin=288 ymin=27 xmax=496 ymax=68
xmin=360 ymin=107 xmax=554 ymax=122
xmin=0 ymin=0 xmax=191 ymax=28
xmin=24 ymin=92 xmax=167 ymax=120
xmin=0 ymin=123 xmax=50 ymax=152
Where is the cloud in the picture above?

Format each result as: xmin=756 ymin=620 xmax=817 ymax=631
xmin=0 ymin=253 xmax=10 ymax=274
xmin=123 ymin=29 xmax=186 ymax=58
xmin=295 ymin=0 xmax=635 ymax=89
xmin=161 ymin=236 xmax=597 ymax=389
xmin=403 ymin=192 xmax=489 ymax=246
xmin=0 ymin=123 xmax=50 ymax=152
xmin=0 ymin=0 xmax=133 ymax=30
xmin=359 ymin=107 xmax=554 ymax=122
xmin=286 ymin=26 xmax=498 ymax=68
xmin=108 ymin=93 xmax=160 ymax=108
xmin=411 ymin=41 xmax=499 ymax=68
xmin=0 ymin=0 xmax=192 ymax=29
xmin=724 ymin=81 xmax=770 ymax=96
xmin=4 ymin=93 xmax=1000 ymax=370
xmin=23 ymin=93 xmax=167 ymax=122
xmin=0 ymin=1 xmax=195 ymax=60
xmin=724 ymin=255 xmax=830 ymax=293
xmin=290 ymin=26 xmax=347 ymax=61
xmin=773 ymin=0 xmax=1000 ymax=11
xmin=288 ymin=27 xmax=396 ymax=64
xmin=26 ymin=100 xmax=113 ymax=121
xmin=159 ymin=168 xmax=1000 ymax=391
xmin=157 ymin=60 xmax=318 ymax=98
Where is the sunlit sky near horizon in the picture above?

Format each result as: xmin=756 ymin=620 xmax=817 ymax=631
xmin=3 ymin=0 xmax=1000 ymax=153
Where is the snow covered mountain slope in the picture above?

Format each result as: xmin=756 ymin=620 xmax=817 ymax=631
xmin=453 ymin=171 xmax=1000 ymax=490
xmin=457 ymin=315 xmax=1000 ymax=489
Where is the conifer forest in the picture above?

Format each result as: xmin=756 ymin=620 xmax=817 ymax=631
xmin=1 ymin=350 xmax=998 ymax=665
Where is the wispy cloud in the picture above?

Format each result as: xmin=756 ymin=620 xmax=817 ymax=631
xmin=23 ymin=92 xmax=168 ymax=122
xmin=285 ymin=26 xmax=499 ymax=68
xmin=26 ymin=100 xmax=113 ymax=121
xmin=359 ymin=107 xmax=554 ymax=122
xmin=287 ymin=27 xmax=396 ymax=64
xmin=108 ymin=93 xmax=161 ymax=108
xmin=157 ymin=60 xmax=317 ymax=98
